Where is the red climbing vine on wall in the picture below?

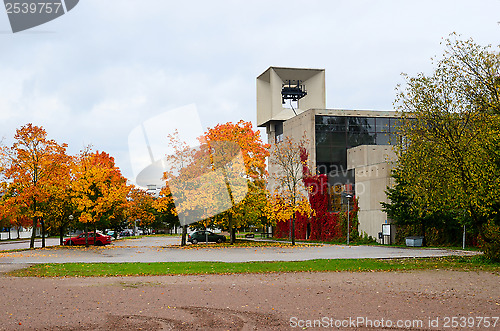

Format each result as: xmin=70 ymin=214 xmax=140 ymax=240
xmin=275 ymin=147 xmax=358 ymax=241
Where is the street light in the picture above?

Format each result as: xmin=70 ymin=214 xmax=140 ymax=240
xmin=345 ymin=194 xmax=352 ymax=245
xmin=462 ymin=224 xmax=466 ymax=250
xmin=68 ymin=215 xmax=74 ymax=236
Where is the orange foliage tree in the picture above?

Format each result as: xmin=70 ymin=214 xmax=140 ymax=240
xmin=0 ymin=124 xmax=68 ymax=248
xmin=42 ymin=155 xmax=75 ymax=245
xmin=0 ymin=201 xmax=31 ymax=239
xmin=202 ymin=121 xmax=270 ymax=243
xmin=127 ymin=187 xmax=156 ymax=230
xmin=156 ymin=122 xmax=270 ymax=246
xmin=155 ymin=130 xmax=210 ymax=246
xmin=71 ymin=149 xmax=130 ymax=246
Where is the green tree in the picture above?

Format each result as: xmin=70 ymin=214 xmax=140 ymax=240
xmin=392 ymin=35 xmax=500 ymax=258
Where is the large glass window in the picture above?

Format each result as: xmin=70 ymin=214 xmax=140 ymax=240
xmin=347 ymin=117 xmax=375 ymax=133
xmin=376 ymin=118 xmax=390 ymax=132
xmin=315 ymin=114 xmax=399 ymax=192
xmin=347 ymin=131 xmax=375 ymax=147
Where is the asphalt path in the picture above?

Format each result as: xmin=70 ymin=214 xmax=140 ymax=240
xmin=0 ymin=236 xmax=477 ymax=272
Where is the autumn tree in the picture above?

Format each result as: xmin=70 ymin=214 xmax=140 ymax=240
xmin=155 ymin=131 xmax=196 ymax=246
xmin=391 ymin=35 xmax=500 ymax=259
xmin=72 ymin=149 xmax=130 ymax=246
xmin=0 ymin=124 xmax=68 ymax=248
xmin=157 ymin=122 xmax=269 ymax=245
xmin=127 ymin=187 xmax=156 ymax=231
xmin=0 ymin=197 xmax=32 ymax=239
xmin=166 ymin=140 xmax=238 ymax=245
xmin=202 ymin=121 xmax=270 ymax=244
xmin=0 ymin=200 xmax=12 ymax=238
xmin=42 ymin=155 xmax=76 ymax=245
xmin=269 ymin=136 xmax=313 ymax=245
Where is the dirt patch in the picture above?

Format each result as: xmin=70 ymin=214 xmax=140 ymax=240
xmin=0 ymin=271 xmax=498 ymax=330
xmin=54 ymin=307 xmax=280 ymax=330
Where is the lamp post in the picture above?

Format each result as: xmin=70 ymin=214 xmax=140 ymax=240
xmin=66 ymin=215 xmax=74 ymax=246
xmin=345 ymin=194 xmax=352 ymax=245
xmin=462 ymin=224 xmax=466 ymax=250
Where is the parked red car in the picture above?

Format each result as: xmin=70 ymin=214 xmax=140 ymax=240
xmin=64 ymin=232 xmax=112 ymax=246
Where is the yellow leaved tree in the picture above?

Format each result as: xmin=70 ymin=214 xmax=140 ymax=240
xmin=71 ymin=148 xmax=130 ymax=246
xmin=0 ymin=124 xmax=68 ymax=248
xmin=269 ymin=136 xmax=313 ymax=245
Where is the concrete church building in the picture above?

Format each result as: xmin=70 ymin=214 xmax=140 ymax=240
xmin=257 ymin=66 xmax=400 ymax=242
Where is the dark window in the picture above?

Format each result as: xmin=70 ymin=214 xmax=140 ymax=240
xmin=315 ymin=114 xmax=399 ymax=195
xmin=330 ymin=132 xmax=347 ymax=147
xmin=347 ymin=131 xmax=376 ymax=147
xmin=376 ymin=118 xmax=390 ymax=132
xmin=275 ymin=122 xmax=283 ymax=143
xmin=316 ymin=145 xmax=333 ymax=162
xmin=390 ymin=118 xmax=403 ymax=133
xmin=347 ymin=117 xmax=375 ymax=133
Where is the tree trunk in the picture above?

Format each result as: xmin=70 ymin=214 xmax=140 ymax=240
xmin=30 ymin=217 xmax=36 ymax=249
xmin=291 ymin=213 xmax=296 ymax=246
xmin=41 ymin=218 xmax=45 ymax=248
xmin=30 ymin=198 xmax=37 ymax=249
xmin=229 ymin=213 xmax=235 ymax=244
xmin=181 ymin=224 xmax=187 ymax=246
xmin=59 ymin=224 xmax=64 ymax=246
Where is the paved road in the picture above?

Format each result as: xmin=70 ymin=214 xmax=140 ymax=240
xmin=0 ymin=236 xmax=477 ymax=272
xmin=0 ymin=238 xmax=62 ymax=251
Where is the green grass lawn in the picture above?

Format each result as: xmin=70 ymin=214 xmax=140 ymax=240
xmin=7 ymin=255 xmax=499 ymax=277
xmin=167 ymin=239 xmax=316 ymax=249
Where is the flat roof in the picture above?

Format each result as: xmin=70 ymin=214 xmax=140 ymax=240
xmin=311 ymin=108 xmax=400 ymax=118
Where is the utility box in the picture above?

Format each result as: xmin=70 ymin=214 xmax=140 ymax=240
xmin=405 ymin=236 xmax=424 ymax=247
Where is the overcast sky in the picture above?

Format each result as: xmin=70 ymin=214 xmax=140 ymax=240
xmin=1 ymin=0 xmax=499 ymax=183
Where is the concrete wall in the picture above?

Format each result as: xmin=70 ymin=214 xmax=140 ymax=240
xmin=266 ymin=110 xmax=316 ymax=194
xmin=283 ymin=109 xmax=316 ymax=168
xmin=347 ymin=145 xmax=396 ymax=242
xmin=257 ymin=67 xmax=325 ymax=127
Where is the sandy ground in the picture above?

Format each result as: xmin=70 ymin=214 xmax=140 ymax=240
xmin=0 ymin=270 xmax=498 ymax=330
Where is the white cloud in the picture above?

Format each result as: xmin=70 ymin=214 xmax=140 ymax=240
xmin=1 ymin=0 xmax=500 ymax=180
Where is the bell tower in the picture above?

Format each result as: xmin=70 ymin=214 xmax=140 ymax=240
xmin=256 ymin=66 xmax=326 ymax=129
